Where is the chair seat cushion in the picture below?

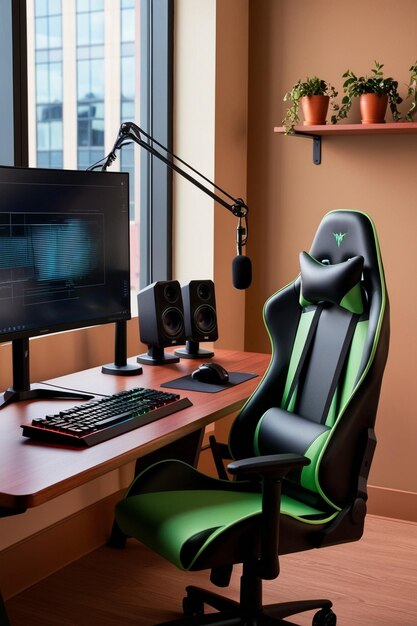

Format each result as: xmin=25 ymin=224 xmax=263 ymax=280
xmin=116 ymin=485 xmax=334 ymax=571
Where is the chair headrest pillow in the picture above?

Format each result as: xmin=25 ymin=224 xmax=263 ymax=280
xmin=299 ymin=252 xmax=364 ymax=314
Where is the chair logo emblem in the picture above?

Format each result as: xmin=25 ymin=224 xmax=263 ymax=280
xmin=333 ymin=232 xmax=347 ymax=247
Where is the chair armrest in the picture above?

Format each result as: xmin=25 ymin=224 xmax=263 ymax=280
xmin=227 ymin=453 xmax=310 ymax=580
xmin=227 ymin=453 xmax=310 ymax=479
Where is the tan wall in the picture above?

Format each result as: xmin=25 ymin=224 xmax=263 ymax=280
xmin=173 ymin=0 xmax=216 ymax=283
xmin=213 ymin=0 xmax=248 ymax=350
xmin=173 ymin=0 xmax=248 ymax=350
xmin=245 ymin=0 xmax=417 ymax=495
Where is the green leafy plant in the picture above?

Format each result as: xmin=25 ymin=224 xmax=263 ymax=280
xmin=282 ymin=76 xmax=338 ymax=134
xmin=404 ymin=61 xmax=417 ymax=121
xmin=331 ymin=61 xmax=403 ymax=123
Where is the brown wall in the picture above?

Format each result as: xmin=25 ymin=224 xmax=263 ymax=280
xmin=245 ymin=0 xmax=417 ymax=494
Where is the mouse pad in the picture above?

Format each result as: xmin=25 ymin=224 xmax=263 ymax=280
xmin=161 ymin=371 xmax=258 ymax=393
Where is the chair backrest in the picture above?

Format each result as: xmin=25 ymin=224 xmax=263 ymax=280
xmin=229 ymin=210 xmax=390 ymax=511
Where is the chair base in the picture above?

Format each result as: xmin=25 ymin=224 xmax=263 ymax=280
xmin=158 ymin=578 xmax=336 ymax=626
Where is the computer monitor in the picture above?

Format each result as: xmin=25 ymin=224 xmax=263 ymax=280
xmin=0 ymin=165 xmax=131 ymax=408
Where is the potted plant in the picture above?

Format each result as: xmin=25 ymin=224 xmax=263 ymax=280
xmin=331 ymin=61 xmax=402 ymax=124
xmin=282 ymin=76 xmax=338 ymax=134
xmin=404 ymin=61 xmax=417 ymax=121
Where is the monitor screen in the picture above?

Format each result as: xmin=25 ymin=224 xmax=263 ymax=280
xmin=0 ymin=166 xmax=131 ymax=343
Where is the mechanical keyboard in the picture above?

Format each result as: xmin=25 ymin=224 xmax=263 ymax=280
xmin=21 ymin=387 xmax=193 ymax=447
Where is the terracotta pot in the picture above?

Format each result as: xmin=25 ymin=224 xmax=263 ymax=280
xmin=360 ymin=93 xmax=388 ymax=124
xmin=301 ymin=95 xmax=330 ymax=125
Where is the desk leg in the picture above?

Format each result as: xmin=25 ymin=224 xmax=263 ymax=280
xmin=0 ymin=591 xmax=10 ymax=626
xmin=108 ymin=428 xmax=204 ymax=548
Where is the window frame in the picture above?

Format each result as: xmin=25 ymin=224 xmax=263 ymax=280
xmin=139 ymin=0 xmax=173 ymax=288
xmin=9 ymin=0 xmax=29 ymax=168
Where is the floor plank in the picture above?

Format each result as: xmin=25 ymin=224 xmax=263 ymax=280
xmin=5 ymin=515 xmax=417 ymax=625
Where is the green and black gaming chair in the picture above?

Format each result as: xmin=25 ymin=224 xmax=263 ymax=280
xmin=114 ymin=209 xmax=389 ymax=625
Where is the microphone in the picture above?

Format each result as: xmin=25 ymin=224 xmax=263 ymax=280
xmin=232 ymin=218 xmax=252 ymax=289
xmin=232 ymin=254 xmax=252 ymax=289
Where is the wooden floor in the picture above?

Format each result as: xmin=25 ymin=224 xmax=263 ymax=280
xmin=5 ymin=515 xmax=417 ymax=626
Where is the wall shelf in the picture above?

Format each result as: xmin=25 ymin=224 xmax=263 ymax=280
xmin=274 ymin=122 xmax=417 ymax=164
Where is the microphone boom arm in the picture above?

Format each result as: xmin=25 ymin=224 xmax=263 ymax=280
xmin=98 ymin=121 xmax=251 ymax=289
xmin=101 ymin=121 xmax=248 ymax=220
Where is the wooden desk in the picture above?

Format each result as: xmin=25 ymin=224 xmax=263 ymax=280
xmin=0 ymin=349 xmax=269 ymax=513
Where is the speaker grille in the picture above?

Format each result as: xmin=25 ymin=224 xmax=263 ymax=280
xmin=164 ymin=283 xmax=181 ymax=305
xmin=161 ymin=307 xmax=184 ymax=339
xmin=196 ymin=282 xmax=213 ymax=301
xmin=194 ymin=304 xmax=217 ymax=336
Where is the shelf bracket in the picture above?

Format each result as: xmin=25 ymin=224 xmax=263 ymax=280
xmin=293 ymin=132 xmax=322 ymax=165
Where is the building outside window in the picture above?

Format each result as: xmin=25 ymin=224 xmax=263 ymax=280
xmin=26 ymin=0 xmax=141 ymax=307
xmin=33 ymin=0 xmax=63 ymax=168
xmin=76 ymin=0 xmax=105 ymax=170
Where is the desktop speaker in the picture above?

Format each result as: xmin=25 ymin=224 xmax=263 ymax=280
xmin=137 ymin=280 xmax=185 ymax=365
xmin=175 ymin=280 xmax=218 ymax=359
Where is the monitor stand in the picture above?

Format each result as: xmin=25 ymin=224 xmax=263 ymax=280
xmin=0 ymin=338 xmax=94 ymax=410
xmin=101 ymin=320 xmax=142 ymax=376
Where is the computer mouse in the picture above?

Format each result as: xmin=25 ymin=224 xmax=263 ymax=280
xmin=191 ymin=362 xmax=229 ymax=384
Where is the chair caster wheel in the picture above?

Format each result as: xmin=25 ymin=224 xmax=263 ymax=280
xmin=312 ymin=608 xmax=337 ymax=626
xmin=183 ymin=595 xmax=204 ymax=617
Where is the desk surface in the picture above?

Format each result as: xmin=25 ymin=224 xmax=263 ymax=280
xmin=0 ymin=349 xmax=269 ymax=511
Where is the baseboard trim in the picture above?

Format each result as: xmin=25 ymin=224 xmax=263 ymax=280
xmin=0 ymin=490 xmax=124 ymax=600
xmin=367 ymin=485 xmax=417 ymax=522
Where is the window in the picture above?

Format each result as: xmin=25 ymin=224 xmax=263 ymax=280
xmin=1 ymin=0 xmax=173 ymax=312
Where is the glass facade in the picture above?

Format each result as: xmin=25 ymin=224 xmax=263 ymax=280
xmin=34 ymin=0 xmax=63 ymax=168
xmin=30 ymin=0 xmax=124 ymax=171
xmin=76 ymin=0 xmax=105 ymax=169
xmin=28 ymin=0 xmax=140 ymax=306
